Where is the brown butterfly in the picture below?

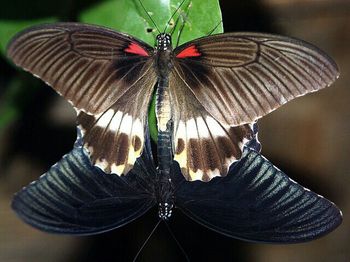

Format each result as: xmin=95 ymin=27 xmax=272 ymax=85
xmin=7 ymin=22 xmax=338 ymax=181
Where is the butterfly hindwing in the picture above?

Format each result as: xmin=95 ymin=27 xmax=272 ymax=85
xmin=173 ymin=148 xmax=342 ymax=243
xmin=174 ymin=32 xmax=339 ymax=126
xmin=11 ymin=129 xmax=156 ymax=235
xmin=77 ymin=72 xmax=157 ymax=175
xmin=169 ymin=72 xmax=253 ymax=181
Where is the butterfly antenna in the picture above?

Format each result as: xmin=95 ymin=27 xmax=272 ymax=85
xmin=164 ymin=0 xmax=189 ymax=33
xmin=164 ymin=220 xmax=190 ymax=262
xmin=169 ymin=8 xmax=183 ymax=36
xmin=174 ymin=1 xmax=191 ymax=48
xmin=133 ymin=219 xmax=162 ymax=262
xmin=137 ymin=0 xmax=161 ymax=34
xmin=207 ymin=20 xmax=223 ymax=36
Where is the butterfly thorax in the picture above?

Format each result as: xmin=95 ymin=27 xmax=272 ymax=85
xmin=155 ymin=33 xmax=173 ymax=78
xmin=155 ymin=33 xmax=173 ymax=132
xmin=155 ymin=33 xmax=172 ymax=51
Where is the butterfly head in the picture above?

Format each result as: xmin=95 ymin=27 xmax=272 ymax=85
xmin=156 ymin=33 xmax=172 ymax=51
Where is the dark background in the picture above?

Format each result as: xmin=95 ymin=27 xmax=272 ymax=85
xmin=0 ymin=0 xmax=349 ymax=261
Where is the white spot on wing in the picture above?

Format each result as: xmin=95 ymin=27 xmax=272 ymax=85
xmin=96 ymin=109 xmax=115 ymax=128
xmin=109 ymin=111 xmax=123 ymax=132
xmin=131 ymin=118 xmax=143 ymax=138
xmin=127 ymin=118 xmax=143 ymax=165
xmin=207 ymin=168 xmax=221 ymax=179
xmin=196 ymin=117 xmax=210 ymax=138
xmin=95 ymin=158 xmax=109 ymax=171
xmin=174 ymin=121 xmax=187 ymax=168
xmin=205 ymin=116 xmax=226 ymax=137
xmin=120 ymin=114 xmax=133 ymax=134
xmin=111 ymin=163 xmax=125 ymax=175
xmin=175 ymin=121 xmax=186 ymax=142
xmin=186 ymin=118 xmax=198 ymax=139
xmin=189 ymin=169 xmax=204 ymax=181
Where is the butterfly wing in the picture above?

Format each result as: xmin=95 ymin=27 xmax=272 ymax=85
xmin=169 ymin=71 xmax=253 ymax=181
xmin=11 ymin=129 xmax=156 ymax=235
xmin=77 ymin=70 xmax=156 ymax=175
xmin=7 ymin=23 xmax=157 ymax=175
xmin=173 ymin=32 xmax=339 ymax=126
xmin=173 ymin=148 xmax=342 ymax=243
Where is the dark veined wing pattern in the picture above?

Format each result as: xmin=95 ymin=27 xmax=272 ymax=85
xmin=169 ymin=71 xmax=253 ymax=181
xmin=11 ymin=129 xmax=156 ymax=235
xmin=173 ymin=32 xmax=339 ymax=126
xmin=7 ymin=24 xmax=340 ymax=181
xmin=173 ymin=148 xmax=342 ymax=243
xmin=7 ymin=23 xmax=157 ymax=175
xmin=12 ymin=129 xmax=342 ymax=241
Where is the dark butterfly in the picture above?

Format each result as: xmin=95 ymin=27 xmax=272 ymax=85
xmin=12 ymin=127 xmax=342 ymax=243
xmin=7 ymin=21 xmax=338 ymax=181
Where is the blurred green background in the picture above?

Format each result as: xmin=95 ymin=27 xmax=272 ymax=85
xmin=0 ymin=0 xmax=349 ymax=261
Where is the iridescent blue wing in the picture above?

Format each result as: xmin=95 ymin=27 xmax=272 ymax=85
xmin=173 ymin=148 xmax=342 ymax=243
xmin=11 ymin=129 xmax=156 ymax=235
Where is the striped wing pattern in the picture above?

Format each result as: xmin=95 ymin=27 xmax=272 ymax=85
xmin=175 ymin=148 xmax=343 ymax=243
xmin=7 ymin=23 xmax=157 ymax=175
xmin=7 ymin=23 xmax=155 ymax=115
xmin=77 ymin=71 xmax=156 ymax=175
xmin=169 ymin=72 xmax=253 ymax=181
xmin=174 ymin=32 xmax=339 ymax=126
xmin=7 ymin=24 xmax=339 ymax=181
xmin=11 ymin=130 xmax=156 ymax=234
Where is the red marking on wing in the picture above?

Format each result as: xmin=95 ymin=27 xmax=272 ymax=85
xmin=124 ymin=42 xmax=149 ymax=56
xmin=176 ymin=45 xmax=201 ymax=58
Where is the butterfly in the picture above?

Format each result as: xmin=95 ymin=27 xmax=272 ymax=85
xmin=7 ymin=18 xmax=338 ymax=181
xmin=12 ymin=127 xmax=342 ymax=243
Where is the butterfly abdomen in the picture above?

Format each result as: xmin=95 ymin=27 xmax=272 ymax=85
xmin=156 ymin=78 xmax=172 ymax=132
xmin=156 ymin=123 xmax=175 ymax=219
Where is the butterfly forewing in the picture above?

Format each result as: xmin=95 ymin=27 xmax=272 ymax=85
xmin=7 ymin=23 xmax=155 ymax=115
xmin=7 ymin=23 xmax=157 ymax=175
xmin=173 ymin=32 xmax=339 ymax=126
xmin=8 ymin=23 xmax=340 ymax=181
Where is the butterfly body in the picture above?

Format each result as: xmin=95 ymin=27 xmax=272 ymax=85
xmin=154 ymin=33 xmax=173 ymax=132
xmin=156 ymin=122 xmax=175 ymax=219
xmin=153 ymin=33 xmax=178 ymax=217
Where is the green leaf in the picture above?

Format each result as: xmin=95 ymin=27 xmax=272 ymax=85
xmin=81 ymin=0 xmax=222 ymax=142
xmin=80 ymin=0 xmax=222 ymax=46
xmin=0 ymin=17 xmax=57 ymax=56
xmin=147 ymin=92 xmax=158 ymax=142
